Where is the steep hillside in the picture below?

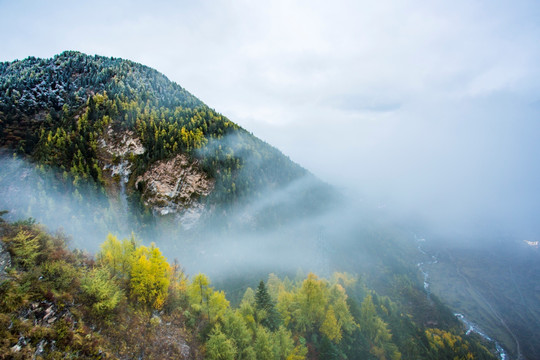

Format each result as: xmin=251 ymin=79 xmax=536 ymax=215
xmin=0 ymin=217 xmax=498 ymax=360
xmin=0 ymin=51 xmax=326 ymax=228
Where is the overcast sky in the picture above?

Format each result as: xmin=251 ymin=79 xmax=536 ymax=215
xmin=1 ymin=0 xmax=540 ymax=236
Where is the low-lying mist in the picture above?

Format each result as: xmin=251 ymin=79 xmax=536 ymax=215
xmin=0 ymin=151 xmax=399 ymax=282
xmin=2 ymin=95 xmax=539 ymax=279
xmin=0 ymin=155 xmax=130 ymax=250
xmin=297 ymin=95 xmax=540 ymax=245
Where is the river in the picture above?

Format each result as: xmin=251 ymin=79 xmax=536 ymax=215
xmin=414 ymin=234 xmax=509 ymax=360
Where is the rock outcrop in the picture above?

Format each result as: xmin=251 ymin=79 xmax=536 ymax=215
xmin=136 ymin=154 xmax=214 ymax=226
xmin=0 ymin=240 xmax=11 ymax=282
xmin=98 ymin=127 xmax=145 ymax=185
xmin=96 ymin=127 xmax=214 ymax=227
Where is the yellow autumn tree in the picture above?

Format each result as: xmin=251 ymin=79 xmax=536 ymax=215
xmin=328 ymin=283 xmax=356 ymax=334
xmin=130 ymin=243 xmax=170 ymax=310
xmin=320 ymin=306 xmax=342 ymax=343
xmin=188 ymin=273 xmax=212 ymax=314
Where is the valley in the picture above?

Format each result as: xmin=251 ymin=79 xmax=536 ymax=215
xmin=418 ymin=235 xmax=540 ymax=360
xmin=0 ymin=51 xmax=535 ymax=359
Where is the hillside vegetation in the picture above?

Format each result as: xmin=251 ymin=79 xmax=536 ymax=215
xmin=0 ymin=52 xmax=504 ymax=359
xmin=0 ymin=216 xmax=497 ymax=359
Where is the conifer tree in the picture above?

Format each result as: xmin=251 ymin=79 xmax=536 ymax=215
xmin=81 ymin=267 xmax=124 ymax=318
xmin=255 ymin=280 xmax=281 ymax=331
xmin=9 ymin=230 xmax=40 ymax=269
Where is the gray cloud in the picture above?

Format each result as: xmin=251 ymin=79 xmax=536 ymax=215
xmin=1 ymin=0 xmax=540 ymax=239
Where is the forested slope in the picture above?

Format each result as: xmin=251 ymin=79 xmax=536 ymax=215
xmin=0 ymin=217 xmax=497 ymax=360
xmin=0 ymin=51 xmax=326 ymax=223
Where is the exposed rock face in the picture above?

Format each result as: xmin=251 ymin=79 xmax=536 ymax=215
xmin=98 ymin=127 xmax=145 ymax=184
xmin=97 ymin=128 xmax=214 ymax=226
xmin=19 ymin=301 xmax=73 ymax=327
xmin=101 ymin=127 xmax=146 ymax=158
xmin=0 ymin=240 xmax=11 ymax=282
xmin=136 ymin=154 xmax=214 ymax=226
xmin=11 ymin=301 xmax=77 ymax=357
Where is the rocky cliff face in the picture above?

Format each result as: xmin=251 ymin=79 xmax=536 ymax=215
xmin=98 ymin=127 xmax=214 ymax=227
xmin=135 ymin=154 xmax=214 ymax=227
xmin=98 ymin=127 xmax=145 ymax=186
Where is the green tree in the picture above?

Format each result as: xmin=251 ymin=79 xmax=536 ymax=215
xmin=188 ymin=272 xmax=229 ymax=321
xmin=255 ymin=280 xmax=281 ymax=331
xmin=239 ymin=287 xmax=257 ymax=333
xmin=222 ymin=310 xmax=256 ymax=360
xmin=328 ymin=283 xmax=356 ymax=334
xmin=209 ymin=289 xmax=230 ymax=322
xmin=41 ymin=260 xmax=78 ymax=292
xmin=266 ymin=273 xmax=284 ymax=300
xmin=359 ymin=294 xmax=401 ymax=360
xmin=254 ymin=326 xmax=274 ymax=360
xmin=9 ymin=230 xmax=40 ymax=269
xmin=276 ymin=290 xmax=295 ymax=328
xmin=188 ymin=273 xmax=212 ymax=317
xmin=359 ymin=294 xmax=378 ymax=340
xmin=97 ymin=233 xmax=137 ymax=280
xmin=206 ymin=326 xmax=236 ymax=360
xmin=294 ymin=273 xmax=326 ymax=333
xmin=241 ymin=287 xmax=255 ymax=306
xmin=81 ymin=267 xmax=124 ymax=318
xmin=272 ymin=326 xmax=304 ymax=360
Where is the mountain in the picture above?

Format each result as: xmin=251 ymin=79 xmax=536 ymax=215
xmin=0 ymin=52 xmax=505 ymax=359
xmin=0 ymin=51 xmax=330 ymax=235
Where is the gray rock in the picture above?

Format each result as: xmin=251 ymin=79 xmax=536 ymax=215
xmin=0 ymin=240 xmax=12 ymax=282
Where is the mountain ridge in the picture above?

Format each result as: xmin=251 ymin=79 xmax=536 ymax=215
xmin=0 ymin=51 xmax=328 ymax=229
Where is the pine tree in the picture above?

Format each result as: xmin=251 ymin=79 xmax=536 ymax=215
xmin=255 ymin=280 xmax=281 ymax=331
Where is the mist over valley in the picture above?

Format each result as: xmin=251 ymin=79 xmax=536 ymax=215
xmin=0 ymin=2 xmax=539 ymax=357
